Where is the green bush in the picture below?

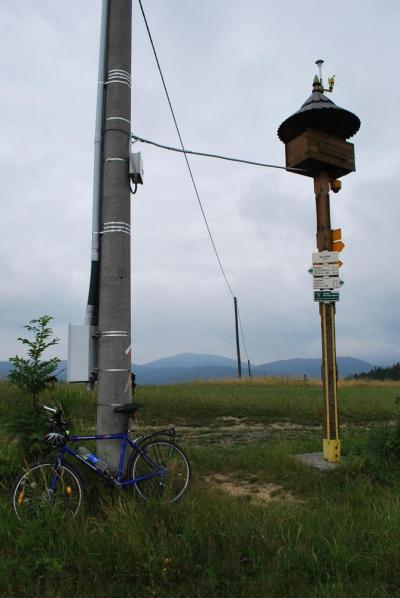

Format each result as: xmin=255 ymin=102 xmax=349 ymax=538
xmin=0 ymin=445 xmax=21 ymax=482
xmin=2 ymin=394 xmax=49 ymax=460
xmin=8 ymin=315 xmax=60 ymax=402
xmin=352 ymin=419 xmax=400 ymax=484
xmin=6 ymin=316 xmax=60 ymax=459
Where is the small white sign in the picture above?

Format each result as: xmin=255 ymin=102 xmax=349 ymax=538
xmin=313 ymin=264 xmax=339 ymax=277
xmin=313 ymin=278 xmax=341 ymax=290
xmin=312 ymin=251 xmax=339 ymax=265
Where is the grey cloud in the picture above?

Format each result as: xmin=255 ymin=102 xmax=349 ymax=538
xmin=1 ymin=0 xmax=399 ymax=367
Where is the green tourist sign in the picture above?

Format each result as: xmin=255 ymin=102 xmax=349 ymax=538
xmin=314 ymin=291 xmax=340 ymax=302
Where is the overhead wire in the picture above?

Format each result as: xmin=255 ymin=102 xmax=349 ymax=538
xmin=131 ymin=134 xmax=308 ymax=173
xmin=137 ymin=0 xmax=253 ymax=368
xmin=137 ymin=0 xmax=234 ymax=297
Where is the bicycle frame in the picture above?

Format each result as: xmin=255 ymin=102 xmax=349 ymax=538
xmin=53 ymin=432 xmax=169 ymax=488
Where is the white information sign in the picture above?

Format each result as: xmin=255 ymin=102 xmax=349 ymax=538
xmin=313 ymin=278 xmax=341 ymax=290
xmin=310 ymin=251 xmax=343 ymax=295
xmin=312 ymin=264 xmax=339 ymax=277
xmin=312 ymin=251 xmax=339 ymax=265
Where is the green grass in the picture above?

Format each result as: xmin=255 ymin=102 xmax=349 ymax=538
xmin=1 ymin=378 xmax=400 ymax=596
xmin=134 ymin=378 xmax=400 ymax=426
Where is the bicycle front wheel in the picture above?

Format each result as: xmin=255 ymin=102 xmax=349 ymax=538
xmin=131 ymin=441 xmax=190 ymax=503
xmin=12 ymin=461 xmax=83 ymax=520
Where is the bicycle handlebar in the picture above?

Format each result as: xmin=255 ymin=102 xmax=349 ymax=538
xmin=43 ymin=404 xmax=68 ymax=432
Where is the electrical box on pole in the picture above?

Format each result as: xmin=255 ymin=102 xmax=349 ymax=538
xmin=67 ymin=325 xmax=97 ymax=383
xmin=129 ymin=151 xmax=144 ymax=185
xmin=278 ymin=60 xmax=360 ymax=463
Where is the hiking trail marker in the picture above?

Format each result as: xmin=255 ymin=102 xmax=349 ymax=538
xmin=278 ymin=60 xmax=360 ymax=463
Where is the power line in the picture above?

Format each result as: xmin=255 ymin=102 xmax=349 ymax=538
xmin=137 ymin=0 xmax=252 ymax=367
xmin=137 ymin=0 xmax=234 ymax=298
xmin=131 ymin=134 xmax=308 ymax=173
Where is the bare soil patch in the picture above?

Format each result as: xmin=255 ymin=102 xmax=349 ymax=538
xmin=204 ymin=473 xmax=301 ymax=505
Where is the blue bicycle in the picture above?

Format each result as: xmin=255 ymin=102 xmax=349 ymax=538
xmin=12 ymin=403 xmax=191 ymax=519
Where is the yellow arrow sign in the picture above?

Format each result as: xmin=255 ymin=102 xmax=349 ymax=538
xmin=332 ymin=240 xmax=345 ymax=252
xmin=331 ymin=228 xmax=342 ymax=242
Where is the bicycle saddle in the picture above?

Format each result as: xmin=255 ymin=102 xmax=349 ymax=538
xmin=113 ymin=402 xmax=142 ymax=415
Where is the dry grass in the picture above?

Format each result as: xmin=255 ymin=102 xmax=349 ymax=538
xmin=195 ymin=376 xmax=400 ymax=390
xmin=196 ymin=376 xmax=322 ymax=386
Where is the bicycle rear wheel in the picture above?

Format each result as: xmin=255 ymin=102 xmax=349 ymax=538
xmin=131 ymin=441 xmax=190 ymax=503
xmin=12 ymin=461 xmax=83 ymax=520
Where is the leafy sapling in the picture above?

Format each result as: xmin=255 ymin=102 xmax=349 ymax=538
xmin=8 ymin=315 xmax=61 ymax=404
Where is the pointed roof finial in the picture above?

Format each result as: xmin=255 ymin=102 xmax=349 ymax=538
xmin=315 ymin=59 xmax=324 ymax=82
xmin=277 ymin=59 xmax=360 ymax=143
xmin=313 ymin=74 xmax=323 ymax=92
xmin=314 ymin=59 xmax=334 ymax=93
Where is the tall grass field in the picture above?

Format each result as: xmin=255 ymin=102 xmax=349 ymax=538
xmin=1 ymin=378 xmax=400 ymax=597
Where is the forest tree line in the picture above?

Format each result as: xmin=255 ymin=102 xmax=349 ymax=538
xmin=352 ymin=362 xmax=400 ymax=381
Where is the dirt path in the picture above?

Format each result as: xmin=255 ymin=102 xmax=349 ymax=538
xmin=135 ymin=416 xmax=322 ymax=447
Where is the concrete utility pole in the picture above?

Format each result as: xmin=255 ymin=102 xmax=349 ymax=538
xmin=97 ymin=0 xmax=132 ymax=469
xmin=278 ymin=62 xmax=360 ymax=463
xmin=233 ymin=297 xmax=242 ymax=379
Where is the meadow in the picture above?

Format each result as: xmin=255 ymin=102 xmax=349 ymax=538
xmin=1 ymin=378 xmax=400 ymax=597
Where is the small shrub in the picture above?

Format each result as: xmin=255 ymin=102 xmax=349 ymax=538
xmin=377 ymin=419 xmax=400 ymax=460
xmin=8 ymin=315 xmax=60 ymax=403
xmin=354 ymin=420 xmax=400 ymax=484
xmin=6 ymin=316 xmax=60 ymax=459
xmin=0 ymin=445 xmax=21 ymax=482
xmin=3 ymin=395 xmax=49 ymax=459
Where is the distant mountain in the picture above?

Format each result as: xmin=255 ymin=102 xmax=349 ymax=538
xmin=141 ymin=353 xmax=241 ymax=370
xmin=0 ymin=360 xmax=67 ymax=381
xmin=133 ymin=355 xmax=375 ymax=384
xmin=254 ymin=357 xmax=375 ymax=379
xmin=0 ymin=361 xmax=12 ymax=379
xmin=133 ymin=364 xmax=239 ymax=385
xmin=0 ymin=354 xmax=376 ymax=386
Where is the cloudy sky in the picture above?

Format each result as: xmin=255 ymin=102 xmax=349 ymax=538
xmin=1 ymin=0 xmax=399 ymax=366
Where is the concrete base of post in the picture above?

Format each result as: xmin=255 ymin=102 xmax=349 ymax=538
xmin=296 ymin=452 xmax=339 ymax=471
xmin=323 ymin=439 xmax=341 ymax=463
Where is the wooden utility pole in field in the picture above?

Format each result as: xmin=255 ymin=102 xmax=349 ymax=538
xmin=278 ymin=63 xmax=360 ymax=462
xmin=233 ymin=297 xmax=242 ymax=379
